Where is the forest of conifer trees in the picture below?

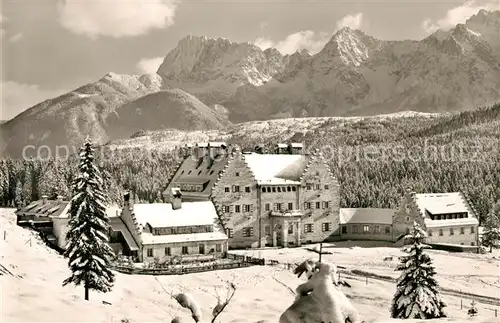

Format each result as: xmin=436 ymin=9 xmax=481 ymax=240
xmin=1 ymin=104 xmax=498 ymax=223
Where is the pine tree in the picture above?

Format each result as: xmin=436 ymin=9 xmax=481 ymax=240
xmin=62 ymin=136 xmax=115 ymax=301
xmin=390 ymin=222 xmax=446 ymax=319
xmin=481 ymin=201 xmax=500 ymax=253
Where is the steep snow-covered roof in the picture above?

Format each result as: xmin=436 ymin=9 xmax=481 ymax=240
xmin=109 ymin=217 xmax=139 ymax=251
xmin=415 ymin=192 xmax=471 ymax=215
xmin=414 ymin=192 xmax=479 ymax=228
xmin=339 ymin=208 xmax=394 ymax=225
xmin=16 ymin=199 xmax=70 ymax=218
xmin=133 ymin=201 xmax=219 ymax=228
xmin=243 ymin=153 xmax=309 ymax=184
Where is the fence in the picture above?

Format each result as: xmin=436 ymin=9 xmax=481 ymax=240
xmin=113 ymin=253 xmax=266 ymax=276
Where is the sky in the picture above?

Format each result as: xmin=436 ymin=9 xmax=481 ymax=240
xmin=1 ymin=0 xmax=499 ymax=120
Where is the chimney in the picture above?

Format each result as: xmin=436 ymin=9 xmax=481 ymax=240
xmin=41 ymin=195 xmax=48 ymax=204
xmin=123 ymin=191 xmax=131 ymax=208
xmin=171 ymin=188 xmax=182 ymax=210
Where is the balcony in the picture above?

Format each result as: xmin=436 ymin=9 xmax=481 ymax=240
xmin=269 ymin=209 xmax=304 ymax=219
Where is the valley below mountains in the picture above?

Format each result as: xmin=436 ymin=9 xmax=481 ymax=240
xmin=1 ymin=9 xmax=499 ymax=158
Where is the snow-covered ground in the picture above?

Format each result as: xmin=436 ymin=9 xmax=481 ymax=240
xmin=1 ymin=208 xmax=498 ymax=323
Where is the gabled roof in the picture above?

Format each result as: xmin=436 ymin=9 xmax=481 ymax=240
xmin=131 ymin=201 xmax=228 ymax=245
xmin=416 ymin=192 xmax=470 ymax=215
xmin=133 ymin=201 xmax=219 ymax=228
xmin=109 ymin=216 xmax=139 ymax=251
xmin=339 ymin=208 xmax=395 ymax=225
xmin=17 ymin=200 xmax=70 ymax=218
xmin=414 ymin=192 xmax=479 ymax=227
xmin=243 ymin=153 xmax=309 ymax=185
xmin=164 ymin=154 xmax=229 ymax=199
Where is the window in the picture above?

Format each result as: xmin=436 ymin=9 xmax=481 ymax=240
xmin=471 ymin=242 xmax=475 ymax=246
xmin=265 ymin=203 xmax=270 ymax=211
xmin=304 ymin=202 xmax=311 ymax=209
xmin=315 ymin=202 xmax=321 ymax=209
xmin=216 ymin=244 xmax=222 ymax=252
xmin=235 ymin=205 xmax=241 ymax=213
xmin=223 ymin=205 xmax=230 ymax=213
xmin=460 ymin=227 xmax=464 ymax=235
xmin=147 ymin=248 xmax=153 ymax=257
xmin=272 ymin=187 xmax=276 ymax=192
xmin=385 ymin=226 xmax=391 ymax=234
xmin=265 ymin=225 xmax=271 ymax=236
xmin=267 ymin=187 xmax=271 ymax=192
xmin=277 ymin=187 xmax=281 ymax=192
xmin=243 ymin=204 xmax=251 ymax=212
xmin=227 ymin=228 xmax=234 ymax=238
xmin=235 ymin=172 xmax=240 ymax=176
xmin=352 ymin=225 xmax=359 ymax=233
xmin=199 ymin=244 xmax=205 ymax=254
xmin=306 ymin=184 xmax=312 ymax=190
xmin=374 ymin=226 xmax=380 ymax=233
xmin=470 ymin=226 xmax=475 ymax=234
xmin=341 ymin=226 xmax=347 ymax=234
xmin=439 ymin=229 xmax=443 ymax=236
xmin=165 ymin=247 xmax=171 ymax=256
xmin=287 ymin=186 xmax=291 ymax=192
xmin=315 ymin=184 xmax=320 ymax=190
xmin=276 ymin=203 xmax=282 ymax=211
xmin=363 ymin=225 xmax=370 ymax=233
xmin=261 ymin=187 xmax=266 ymax=192
xmin=428 ymin=230 xmax=433 ymax=236
xmin=324 ymin=185 xmax=329 ymax=190
xmin=292 ymin=187 xmax=297 ymax=192
xmin=288 ymin=202 xmax=293 ymax=210
xmin=304 ymin=224 xmax=313 ymax=233
xmin=243 ymin=227 xmax=254 ymax=237
xmin=182 ymin=246 xmax=189 ymax=255
xmin=450 ymin=228 xmax=454 ymax=236
xmin=322 ymin=222 xmax=331 ymax=232
xmin=233 ymin=185 xmax=240 ymax=193
xmin=245 ymin=186 xmax=251 ymax=193
xmin=288 ymin=225 xmax=293 ymax=234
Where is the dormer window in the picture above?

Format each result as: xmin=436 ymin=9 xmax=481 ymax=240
xmin=235 ymin=172 xmax=240 ymax=177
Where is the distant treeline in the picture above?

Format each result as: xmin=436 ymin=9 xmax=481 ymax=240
xmin=1 ymin=103 xmax=499 ymax=223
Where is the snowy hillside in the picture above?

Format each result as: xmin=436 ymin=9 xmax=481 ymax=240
xmin=1 ymin=208 xmax=498 ymax=323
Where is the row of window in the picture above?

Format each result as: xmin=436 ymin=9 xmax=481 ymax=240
xmin=226 ymin=222 xmax=333 ymax=238
xmin=151 ymin=225 xmax=213 ymax=236
xmin=429 ymin=226 xmax=475 ymax=236
xmin=429 ymin=213 xmax=468 ymax=221
xmin=180 ymin=169 xmax=216 ymax=176
xmin=345 ymin=225 xmax=391 ymax=234
xmin=224 ymin=184 xmax=332 ymax=194
xmin=146 ymin=244 xmax=223 ymax=257
xmin=222 ymin=201 xmax=332 ymax=214
xmin=179 ymin=183 xmax=203 ymax=192
xmin=224 ymin=185 xmax=252 ymax=193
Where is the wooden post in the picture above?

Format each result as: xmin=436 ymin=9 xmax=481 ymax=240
xmin=318 ymin=242 xmax=323 ymax=263
xmin=495 ymin=309 xmax=497 ymax=317
xmin=366 ymin=276 xmax=368 ymax=285
xmin=460 ymin=299 xmax=462 ymax=309
xmin=3 ymin=231 xmax=5 ymax=240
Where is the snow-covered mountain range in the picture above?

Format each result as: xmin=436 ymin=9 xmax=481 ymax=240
xmin=1 ymin=9 xmax=499 ymax=157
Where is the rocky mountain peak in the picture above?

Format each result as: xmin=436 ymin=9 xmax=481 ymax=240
xmin=157 ymin=34 xmax=286 ymax=87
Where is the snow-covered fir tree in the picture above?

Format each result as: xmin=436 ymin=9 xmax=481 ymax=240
xmin=390 ymin=222 xmax=446 ymax=319
xmin=482 ymin=201 xmax=500 ymax=253
xmin=63 ymin=136 xmax=115 ymax=301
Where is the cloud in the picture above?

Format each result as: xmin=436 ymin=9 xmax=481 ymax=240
xmin=137 ymin=57 xmax=164 ymax=74
xmin=336 ymin=12 xmax=363 ymax=30
xmin=9 ymin=32 xmax=23 ymax=42
xmin=57 ymin=0 xmax=177 ymax=39
xmin=422 ymin=0 xmax=498 ymax=33
xmin=254 ymin=12 xmax=363 ymax=55
xmin=255 ymin=31 xmax=329 ymax=55
xmin=0 ymin=81 xmax=67 ymax=120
